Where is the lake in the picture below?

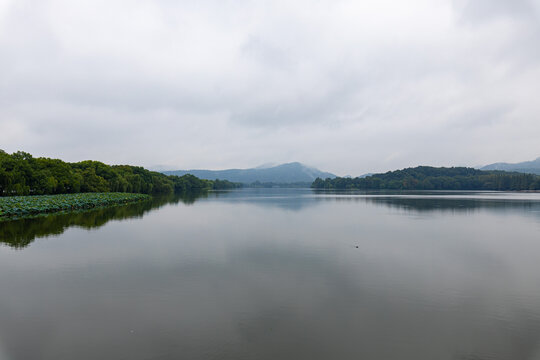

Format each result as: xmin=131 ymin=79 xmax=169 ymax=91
xmin=1 ymin=189 xmax=540 ymax=360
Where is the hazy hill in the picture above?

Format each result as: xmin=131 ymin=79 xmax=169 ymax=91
xmin=163 ymin=162 xmax=336 ymax=184
xmin=481 ymin=157 xmax=540 ymax=175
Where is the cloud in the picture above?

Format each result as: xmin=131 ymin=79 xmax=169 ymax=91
xmin=453 ymin=0 xmax=538 ymax=23
xmin=0 ymin=0 xmax=539 ymax=175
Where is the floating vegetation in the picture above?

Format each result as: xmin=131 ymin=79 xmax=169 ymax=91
xmin=0 ymin=193 xmax=150 ymax=221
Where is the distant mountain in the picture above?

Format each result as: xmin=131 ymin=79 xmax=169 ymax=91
xmin=163 ymin=162 xmax=336 ymax=184
xmin=358 ymin=173 xmax=374 ymax=178
xmin=480 ymin=157 xmax=540 ymax=175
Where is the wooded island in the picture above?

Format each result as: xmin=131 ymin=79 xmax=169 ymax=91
xmin=312 ymin=166 xmax=540 ymax=191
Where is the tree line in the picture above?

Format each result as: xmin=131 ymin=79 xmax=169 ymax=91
xmin=0 ymin=150 xmax=240 ymax=196
xmin=312 ymin=166 xmax=540 ymax=191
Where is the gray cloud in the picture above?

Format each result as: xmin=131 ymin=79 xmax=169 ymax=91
xmin=1 ymin=0 xmax=539 ymax=175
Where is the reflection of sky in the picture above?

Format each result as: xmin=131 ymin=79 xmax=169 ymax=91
xmin=1 ymin=189 xmax=540 ymax=359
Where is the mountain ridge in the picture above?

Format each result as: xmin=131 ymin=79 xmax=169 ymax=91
xmin=163 ymin=162 xmax=336 ymax=184
xmin=480 ymin=157 xmax=540 ymax=175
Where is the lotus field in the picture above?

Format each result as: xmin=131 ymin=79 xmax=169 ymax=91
xmin=0 ymin=193 xmax=150 ymax=220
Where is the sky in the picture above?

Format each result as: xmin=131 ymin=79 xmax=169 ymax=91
xmin=1 ymin=0 xmax=539 ymax=176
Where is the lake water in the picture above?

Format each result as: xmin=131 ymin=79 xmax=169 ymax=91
xmin=1 ymin=189 xmax=540 ymax=360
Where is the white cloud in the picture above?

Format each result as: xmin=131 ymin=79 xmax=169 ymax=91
xmin=1 ymin=0 xmax=539 ymax=175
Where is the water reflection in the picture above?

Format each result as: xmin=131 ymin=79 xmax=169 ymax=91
xmin=207 ymin=188 xmax=318 ymax=211
xmin=3 ymin=190 xmax=540 ymax=248
xmin=207 ymin=189 xmax=540 ymax=215
xmin=0 ymin=192 xmax=208 ymax=249
xmin=355 ymin=196 xmax=540 ymax=214
xmin=1 ymin=189 xmax=540 ymax=359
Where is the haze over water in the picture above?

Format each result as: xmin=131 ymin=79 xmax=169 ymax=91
xmin=1 ymin=189 xmax=540 ymax=360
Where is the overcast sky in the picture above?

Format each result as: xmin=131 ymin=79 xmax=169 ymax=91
xmin=1 ymin=0 xmax=539 ymax=176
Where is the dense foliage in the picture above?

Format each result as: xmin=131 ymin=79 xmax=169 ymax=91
xmin=0 ymin=150 xmax=238 ymax=196
xmin=0 ymin=192 xmax=149 ymax=219
xmin=312 ymin=166 xmax=540 ymax=191
xmin=210 ymin=179 xmax=244 ymax=190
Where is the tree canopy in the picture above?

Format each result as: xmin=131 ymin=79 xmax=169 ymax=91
xmin=0 ymin=150 xmax=239 ymax=196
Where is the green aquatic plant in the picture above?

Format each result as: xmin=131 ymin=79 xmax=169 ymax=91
xmin=0 ymin=192 xmax=150 ymax=220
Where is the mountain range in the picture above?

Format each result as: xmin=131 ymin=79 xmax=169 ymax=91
xmin=161 ymin=157 xmax=540 ymax=185
xmin=480 ymin=157 xmax=540 ymax=175
xmin=163 ymin=162 xmax=336 ymax=184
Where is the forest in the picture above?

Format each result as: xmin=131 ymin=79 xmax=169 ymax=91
xmin=0 ymin=150 xmax=239 ymax=196
xmin=311 ymin=166 xmax=540 ymax=191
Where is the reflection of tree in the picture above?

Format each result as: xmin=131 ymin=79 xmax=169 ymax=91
xmin=313 ymin=190 xmax=540 ymax=213
xmin=363 ymin=197 xmax=540 ymax=214
xmin=179 ymin=190 xmax=209 ymax=205
xmin=0 ymin=191 xmax=209 ymax=249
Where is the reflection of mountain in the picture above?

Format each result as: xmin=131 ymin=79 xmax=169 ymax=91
xmin=0 ymin=192 xmax=208 ymax=249
xmin=205 ymin=188 xmax=321 ymax=211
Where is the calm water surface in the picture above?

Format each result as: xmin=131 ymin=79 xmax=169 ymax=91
xmin=1 ymin=189 xmax=540 ymax=360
